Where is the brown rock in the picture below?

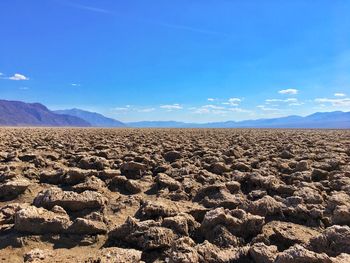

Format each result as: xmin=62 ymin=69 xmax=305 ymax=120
xmin=164 ymin=150 xmax=182 ymax=162
xmin=249 ymin=242 xmax=278 ymax=263
xmin=14 ymin=205 xmax=71 ymax=234
xmin=275 ymin=244 xmax=331 ymax=263
xmin=280 ymin=150 xmax=294 ymax=159
xmin=194 ymin=184 xmax=247 ymax=209
xmin=246 ymin=195 xmax=284 ymax=217
xmin=209 ymin=162 xmax=230 ymax=175
xmin=34 ymin=187 xmax=107 ymax=211
xmin=63 ymin=167 xmax=92 ymax=185
xmin=137 ymin=200 xmax=180 ymax=219
xmin=24 ymin=249 xmax=53 ymax=262
xmin=309 ymin=225 xmax=350 ymax=257
xmin=162 ymin=213 xmax=199 ymax=236
xmin=109 ymin=216 xmax=175 ymax=250
xmin=68 ymin=217 xmax=107 ymax=235
xmin=312 ymin=168 xmax=329 ymax=181
xmin=196 ymin=241 xmax=242 ymax=263
xmin=0 ymin=177 xmax=30 ymax=199
xmin=120 ymin=161 xmax=147 ymax=179
xmin=168 ymin=237 xmax=199 ymax=263
xmin=201 ymin=207 xmax=264 ymax=240
xmin=156 ymin=173 xmax=181 ymax=191
xmin=256 ymin=221 xmax=320 ymax=250
xmin=125 ymin=179 xmax=144 ymax=194
xmin=0 ymin=203 xmax=29 ymax=224
xmin=72 ymin=175 xmax=106 ymax=192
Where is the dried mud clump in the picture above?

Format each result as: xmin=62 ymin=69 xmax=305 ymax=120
xmin=0 ymin=128 xmax=350 ymax=262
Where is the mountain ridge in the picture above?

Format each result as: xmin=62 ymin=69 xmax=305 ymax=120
xmin=1 ymin=99 xmax=349 ymax=128
xmin=54 ymin=108 xmax=125 ymax=127
xmin=0 ymin=100 xmax=91 ymax=127
xmin=127 ymin=111 xmax=350 ymax=128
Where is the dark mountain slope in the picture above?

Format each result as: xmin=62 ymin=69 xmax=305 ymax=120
xmin=54 ymin=108 xmax=125 ymax=127
xmin=0 ymin=100 xmax=91 ymax=127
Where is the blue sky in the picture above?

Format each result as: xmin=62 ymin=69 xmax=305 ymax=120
xmin=0 ymin=0 xmax=350 ymax=122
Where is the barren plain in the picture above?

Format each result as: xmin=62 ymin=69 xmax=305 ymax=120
xmin=0 ymin=128 xmax=350 ymax=263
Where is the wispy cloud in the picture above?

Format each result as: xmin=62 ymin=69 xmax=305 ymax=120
xmin=202 ymin=104 xmax=225 ymax=110
xmin=278 ymin=88 xmax=298 ymax=95
xmin=193 ymin=107 xmax=227 ymax=115
xmin=222 ymin=97 xmax=242 ymax=106
xmin=8 ymin=73 xmax=29 ymax=81
xmin=289 ymin=102 xmax=304 ymax=106
xmin=265 ymin=98 xmax=298 ymax=104
xmin=111 ymin=106 xmax=131 ymax=114
xmin=315 ymin=98 xmax=350 ymax=107
xmin=160 ymin=104 xmax=183 ymax=110
xmin=257 ymin=105 xmax=281 ymax=112
xmin=71 ymin=83 xmax=81 ymax=87
xmin=156 ymin=21 xmax=229 ymax=37
xmin=111 ymin=105 xmax=157 ymax=114
xmin=228 ymin=97 xmax=241 ymax=103
xmin=57 ymin=1 xmax=228 ymax=37
xmin=19 ymin=87 xmax=29 ymax=90
xmin=228 ymin=107 xmax=252 ymax=113
xmin=207 ymin=98 xmax=216 ymax=102
xmin=193 ymin=103 xmax=251 ymax=115
xmin=57 ymin=0 xmax=111 ymax=14
xmin=137 ymin=108 xmax=155 ymax=113
xmin=334 ymin=93 xmax=346 ymax=97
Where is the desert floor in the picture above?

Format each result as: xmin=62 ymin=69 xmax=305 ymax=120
xmin=0 ymin=128 xmax=350 ymax=263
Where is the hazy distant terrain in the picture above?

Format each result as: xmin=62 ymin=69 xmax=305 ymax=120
xmin=128 ymin=111 xmax=350 ymax=128
xmin=1 ymin=99 xmax=350 ymax=128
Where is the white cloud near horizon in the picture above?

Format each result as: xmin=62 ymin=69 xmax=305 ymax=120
xmin=193 ymin=107 xmax=227 ymax=115
xmin=257 ymin=105 xmax=280 ymax=112
xmin=112 ymin=107 xmax=130 ymax=114
xmin=8 ymin=73 xmax=29 ymax=81
xmin=228 ymin=107 xmax=252 ymax=113
xmin=207 ymin=98 xmax=215 ymax=101
xmin=221 ymin=97 xmax=242 ymax=106
xmin=228 ymin=98 xmax=241 ymax=103
xmin=289 ymin=102 xmax=304 ymax=106
xmin=160 ymin=104 xmax=183 ymax=110
xmin=315 ymin=98 xmax=350 ymax=107
xmin=137 ymin=108 xmax=155 ymax=113
xmin=202 ymin=104 xmax=225 ymax=110
xmin=193 ymin=103 xmax=252 ymax=115
xmin=278 ymin=88 xmax=298 ymax=95
xmin=334 ymin=93 xmax=346 ymax=97
xmin=265 ymin=98 xmax=298 ymax=103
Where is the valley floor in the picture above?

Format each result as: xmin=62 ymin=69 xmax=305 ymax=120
xmin=0 ymin=128 xmax=350 ymax=262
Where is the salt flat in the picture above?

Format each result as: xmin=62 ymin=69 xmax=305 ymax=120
xmin=0 ymin=128 xmax=350 ymax=262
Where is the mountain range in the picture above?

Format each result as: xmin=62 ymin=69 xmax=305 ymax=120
xmin=0 ymin=100 xmax=90 ymax=127
xmin=0 ymin=99 xmax=349 ymax=128
xmin=54 ymin=108 xmax=125 ymax=127
xmin=127 ymin=111 xmax=350 ymax=128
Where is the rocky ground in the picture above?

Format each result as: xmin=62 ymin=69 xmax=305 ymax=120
xmin=0 ymin=128 xmax=350 ymax=263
